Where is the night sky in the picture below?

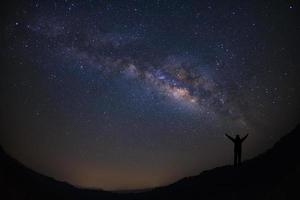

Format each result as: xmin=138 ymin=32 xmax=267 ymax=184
xmin=1 ymin=0 xmax=300 ymax=191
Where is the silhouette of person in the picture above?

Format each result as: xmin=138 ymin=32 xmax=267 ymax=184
xmin=225 ymin=133 xmax=248 ymax=167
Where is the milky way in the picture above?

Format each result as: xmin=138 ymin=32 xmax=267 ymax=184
xmin=20 ymin=10 xmax=247 ymax=124
xmin=1 ymin=0 xmax=300 ymax=190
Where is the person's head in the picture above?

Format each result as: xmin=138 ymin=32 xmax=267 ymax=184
xmin=235 ymin=134 xmax=240 ymax=139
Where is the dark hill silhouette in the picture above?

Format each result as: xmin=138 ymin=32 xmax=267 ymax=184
xmin=1 ymin=124 xmax=300 ymax=200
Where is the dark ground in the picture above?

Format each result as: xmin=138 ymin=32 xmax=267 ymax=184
xmin=1 ymin=124 xmax=299 ymax=200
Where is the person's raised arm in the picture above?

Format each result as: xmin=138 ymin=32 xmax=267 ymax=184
xmin=225 ymin=134 xmax=234 ymax=142
xmin=241 ymin=134 xmax=248 ymax=142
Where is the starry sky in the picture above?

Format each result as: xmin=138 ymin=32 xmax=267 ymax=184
xmin=1 ymin=0 xmax=300 ymax=191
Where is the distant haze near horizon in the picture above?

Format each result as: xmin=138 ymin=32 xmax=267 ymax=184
xmin=1 ymin=0 xmax=299 ymax=190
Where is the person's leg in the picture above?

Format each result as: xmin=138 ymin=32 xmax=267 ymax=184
xmin=234 ymin=151 xmax=237 ymax=167
xmin=238 ymin=150 xmax=241 ymax=166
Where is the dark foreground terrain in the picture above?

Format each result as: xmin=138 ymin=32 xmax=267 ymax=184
xmin=1 ymin=125 xmax=300 ymax=200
